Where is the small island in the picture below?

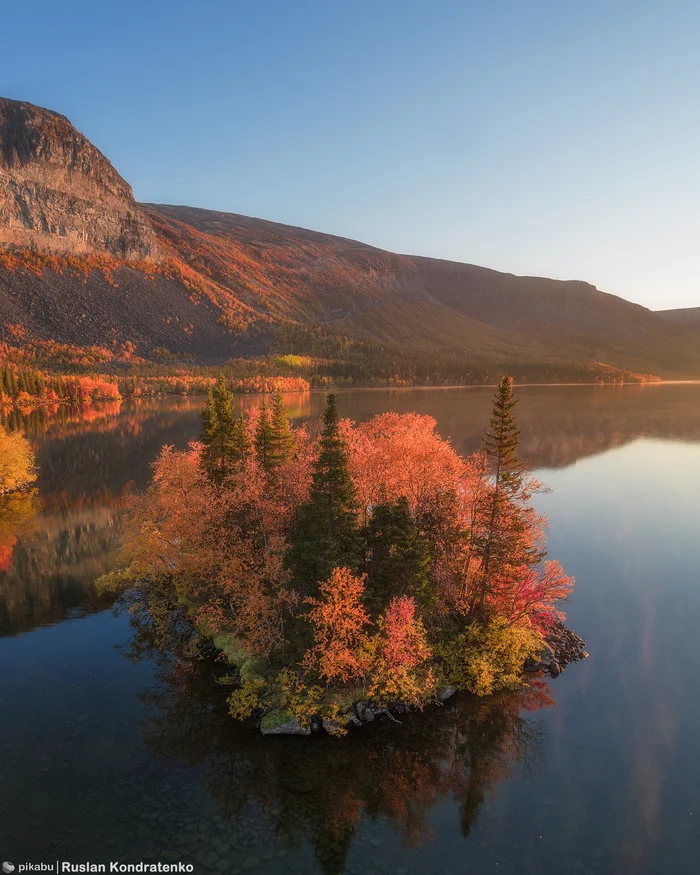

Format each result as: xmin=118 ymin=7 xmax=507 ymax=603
xmin=104 ymin=377 xmax=586 ymax=736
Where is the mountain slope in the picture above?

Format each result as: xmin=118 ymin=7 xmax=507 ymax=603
xmin=658 ymin=307 xmax=700 ymax=333
xmin=144 ymin=203 xmax=700 ymax=375
xmin=0 ymin=96 xmax=699 ymax=377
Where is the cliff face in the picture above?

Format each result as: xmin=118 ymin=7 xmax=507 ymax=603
xmin=0 ymin=98 xmax=159 ymax=260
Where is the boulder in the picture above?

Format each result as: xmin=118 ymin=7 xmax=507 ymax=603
xmin=355 ymin=702 xmax=376 ymax=723
xmin=260 ymin=710 xmax=311 ymax=736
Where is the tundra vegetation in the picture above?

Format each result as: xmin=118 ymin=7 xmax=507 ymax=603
xmin=104 ymin=377 xmax=573 ymax=734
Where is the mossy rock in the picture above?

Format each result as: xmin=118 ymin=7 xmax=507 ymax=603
xmin=260 ymin=709 xmax=311 ymax=736
xmin=240 ymin=656 xmax=266 ymax=683
xmin=261 ymin=708 xmax=293 ymax=730
xmin=212 ymin=633 xmax=250 ymax=668
xmin=326 ymin=686 xmax=365 ymax=712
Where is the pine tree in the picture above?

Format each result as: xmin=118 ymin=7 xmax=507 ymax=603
xmin=287 ymin=393 xmax=362 ymax=594
xmin=267 ymin=388 xmax=295 ymax=470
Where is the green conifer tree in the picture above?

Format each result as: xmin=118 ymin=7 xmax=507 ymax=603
xmin=364 ymin=496 xmax=432 ymax=611
xmin=254 ymin=399 xmax=274 ymax=471
xmin=200 ymin=375 xmax=238 ymax=483
xmin=267 ymin=388 xmax=296 ymax=470
xmin=478 ymin=375 xmax=532 ymax=579
xmin=230 ymin=414 xmax=250 ymax=464
xmin=287 ymin=393 xmax=362 ymax=594
xmin=482 ymin=375 xmax=523 ymax=498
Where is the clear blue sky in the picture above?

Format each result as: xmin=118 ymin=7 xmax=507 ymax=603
xmin=2 ymin=0 xmax=698 ymax=310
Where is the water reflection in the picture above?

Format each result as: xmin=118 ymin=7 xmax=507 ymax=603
xmin=0 ymin=399 xmax=205 ymax=635
xmin=2 ymin=385 xmax=700 ymax=637
xmin=135 ymin=647 xmax=553 ymax=875
xmin=2 ymin=387 xmax=700 ymax=873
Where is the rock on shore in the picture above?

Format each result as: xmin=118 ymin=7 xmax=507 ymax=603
xmin=524 ymin=619 xmax=589 ymax=678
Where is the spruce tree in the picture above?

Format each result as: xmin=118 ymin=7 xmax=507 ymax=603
xmin=254 ymin=398 xmax=274 ymax=471
xmin=267 ymin=388 xmax=296 ymax=470
xmin=230 ymin=414 xmax=250 ymax=463
xmin=482 ymin=375 xmax=523 ymax=498
xmin=200 ymin=375 xmax=238 ymax=483
xmin=479 ymin=375 xmax=529 ymax=578
xmin=364 ymin=496 xmax=432 ymax=611
xmin=287 ymin=393 xmax=362 ymax=594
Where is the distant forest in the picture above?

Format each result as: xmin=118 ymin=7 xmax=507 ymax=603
xmin=0 ymin=321 xmax=660 ymax=408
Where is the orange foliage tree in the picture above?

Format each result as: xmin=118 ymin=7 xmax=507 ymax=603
xmin=303 ymin=568 xmax=370 ymax=684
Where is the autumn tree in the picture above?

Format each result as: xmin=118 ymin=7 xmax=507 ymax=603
xmin=367 ymin=595 xmax=436 ymax=706
xmin=304 ymin=567 xmax=370 ymax=684
xmin=287 ymin=394 xmax=362 ymax=593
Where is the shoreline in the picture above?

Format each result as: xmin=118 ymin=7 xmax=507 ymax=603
xmin=259 ymin=620 xmax=589 ymax=737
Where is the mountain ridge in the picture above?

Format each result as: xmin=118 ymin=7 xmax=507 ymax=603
xmin=0 ymin=96 xmax=698 ymax=378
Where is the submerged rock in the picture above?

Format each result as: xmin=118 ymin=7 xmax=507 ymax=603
xmin=260 ymin=710 xmax=311 ymax=736
xmin=261 ymin=719 xmax=310 ymax=736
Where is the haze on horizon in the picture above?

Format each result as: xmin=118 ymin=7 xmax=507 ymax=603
xmin=1 ymin=0 xmax=698 ymax=312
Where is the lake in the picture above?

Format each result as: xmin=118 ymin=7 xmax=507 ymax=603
xmin=1 ymin=385 xmax=699 ymax=875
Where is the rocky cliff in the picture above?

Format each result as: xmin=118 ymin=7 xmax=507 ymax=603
xmin=0 ymin=97 xmax=159 ymax=260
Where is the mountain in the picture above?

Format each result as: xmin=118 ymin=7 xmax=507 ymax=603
xmin=658 ymin=307 xmax=700 ymax=334
xmin=1 ymin=96 xmax=699 ymax=378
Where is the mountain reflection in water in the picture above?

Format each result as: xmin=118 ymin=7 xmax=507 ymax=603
xmin=2 ymin=384 xmax=700 ymax=637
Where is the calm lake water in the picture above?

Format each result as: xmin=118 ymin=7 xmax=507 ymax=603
xmin=1 ymin=385 xmax=699 ymax=875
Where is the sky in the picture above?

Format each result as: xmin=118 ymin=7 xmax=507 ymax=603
xmin=1 ymin=0 xmax=698 ymax=311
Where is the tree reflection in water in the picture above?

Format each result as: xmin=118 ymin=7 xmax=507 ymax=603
xmin=0 ymin=489 xmax=39 ymax=572
xmin=124 ymin=614 xmax=554 ymax=875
